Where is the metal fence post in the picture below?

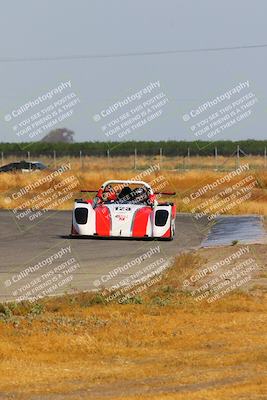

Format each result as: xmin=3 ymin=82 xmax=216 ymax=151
xmin=215 ymin=146 xmax=218 ymax=170
xmin=79 ymin=150 xmax=83 ymax=170
xmin=236 ymin=145 xmax=240 ymax=168
xmin=159 ymin=148 xmax=163 ymax=167
xmin=187 ymin=147 xmax=190 ymax=169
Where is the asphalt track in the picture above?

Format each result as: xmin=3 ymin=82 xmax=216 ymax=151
xmin=0 ymin=210 xmax=266 ymax=301
xmin=0 ymin=210 xmax=211 ymax=301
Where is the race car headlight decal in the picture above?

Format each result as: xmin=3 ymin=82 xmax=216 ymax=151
xmin=75 ymin=208 xmax=88 ymax=225
xmin=155 ymin=210 xmax=169 ymax=226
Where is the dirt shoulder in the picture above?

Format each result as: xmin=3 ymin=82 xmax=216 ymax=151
xmin=187 ymin=243 xmax=267 ymax=298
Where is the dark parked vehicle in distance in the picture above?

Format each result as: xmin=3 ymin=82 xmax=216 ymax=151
xmin=0 ymin=160 xmax=47 ymax=173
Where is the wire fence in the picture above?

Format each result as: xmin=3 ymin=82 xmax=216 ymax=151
xmin=1 ymin=146 xmax=267 ymax=172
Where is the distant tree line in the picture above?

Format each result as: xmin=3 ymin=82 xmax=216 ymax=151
xmin=0 ymin=140 xmax=266 ymax=157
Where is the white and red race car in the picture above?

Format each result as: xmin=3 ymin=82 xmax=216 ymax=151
xmin=71 ymin=180 xmax=176 ymax=240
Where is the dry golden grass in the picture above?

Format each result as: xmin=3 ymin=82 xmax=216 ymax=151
xmin=0 ymin=249 xmax=267 ymax=399
xmin=1 ymin=155 xmax=267 ymax=215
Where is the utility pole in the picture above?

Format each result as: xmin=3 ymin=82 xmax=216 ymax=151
xmin=1 ymin=152 xmax=3 ymax=166
xmin=264 ymin=147 xmax=267 ymax=169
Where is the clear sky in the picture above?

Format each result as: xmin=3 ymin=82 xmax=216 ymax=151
xmin=0 ymin=0 xmax=266 ymax=143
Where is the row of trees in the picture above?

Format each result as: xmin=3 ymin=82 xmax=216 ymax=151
xmin=0 ymin=140 xmax=266 ymax=157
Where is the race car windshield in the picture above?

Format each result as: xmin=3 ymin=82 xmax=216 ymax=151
xmin=109 ymin=185 xmax=149 ymax=205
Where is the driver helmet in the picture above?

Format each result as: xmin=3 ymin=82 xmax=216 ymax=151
xmin=102 ymin=184 xmax=117 ymax=201
xmin=133 ymin=186 xmax=148 ymax=203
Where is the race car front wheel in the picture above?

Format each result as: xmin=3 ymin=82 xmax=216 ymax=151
xmin=170 ymin=218 xmax=176 ymax=240
xmin=164 ymin=219 xmax=175 ymax=241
